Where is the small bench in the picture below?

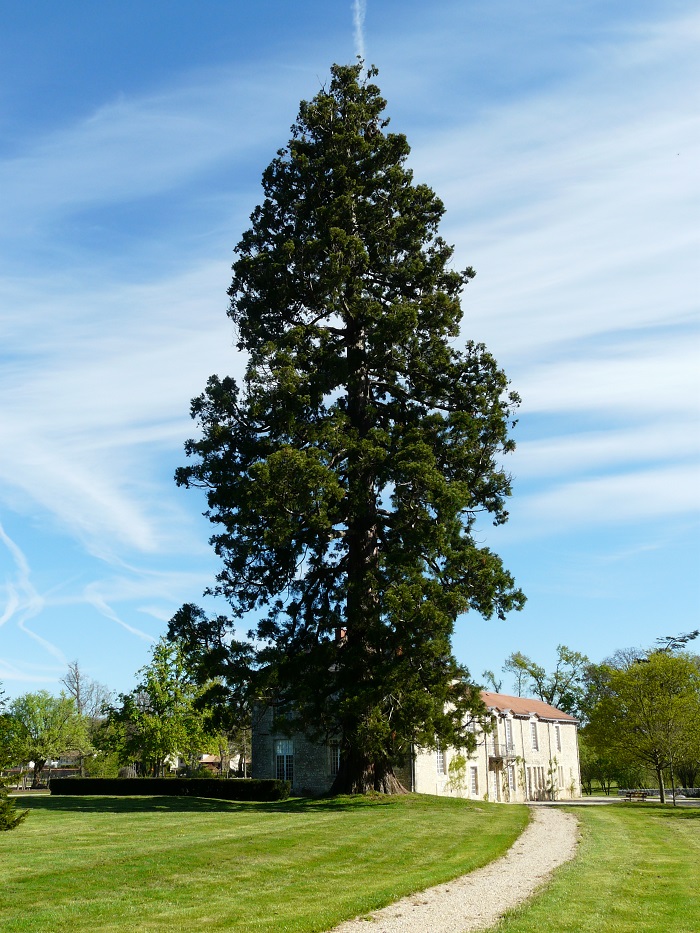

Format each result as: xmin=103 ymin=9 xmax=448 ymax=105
xmin=624 ymin=790 xmax=648 ymax=801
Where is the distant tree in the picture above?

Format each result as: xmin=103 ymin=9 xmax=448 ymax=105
xmin=61 ymin=661 xmax=112 ymax=719
xmin=60 ymin=661 xmax=113 ymax=776
xmin=171 ymin=62 xmax=524 ymax=794
xmin=481 ymin=670 xmax=503 ymax=693
xmin=577 ymin=732 xmax=643 ymax=796
xmin=655 ymin=630 xmax=700 ymax=652
xmin=0 ymin=683 xmax=28 ymax=830
xmin=585 ymin=651 xmax=700 ymax=803
xmin=104 ymin=639 xmax=215 ymax=777
xmin=502 ymin=645 xmax=591 ymax=717
xmin=7 ymin=691 xmax=88 ymax=788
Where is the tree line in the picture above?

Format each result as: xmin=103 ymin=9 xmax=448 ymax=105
xmin=0 ymin=639 xmax=250 ymax=831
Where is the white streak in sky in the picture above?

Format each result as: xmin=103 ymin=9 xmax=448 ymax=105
xmin=0 ymin=520 xmax=66 ymax=667
xmin=83 ymin=585 xmax=156 ymax=644
xmin=353 ymin=0 xmax=367 ymax=62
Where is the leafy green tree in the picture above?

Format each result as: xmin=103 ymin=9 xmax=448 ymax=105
xmin=7 ymin=691 xmax=88 ymax=788
xmin=0 ymin=683 xmax=28 ymax=830
xmin=171 ymin=63 xmax=524 ymax=793
xmin=502 ymin=645 xmax=591 ymax=717
xmin=577 ymin=732 xmax=643 ymax=795
xmin=586 ymin=651 xmax=700 ymax=803
xmin=104 ymin=639 xmax=215 ymax=777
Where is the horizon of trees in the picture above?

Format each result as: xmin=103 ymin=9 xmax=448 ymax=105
xmin=2 ymin=629 xmax=697 ymax=799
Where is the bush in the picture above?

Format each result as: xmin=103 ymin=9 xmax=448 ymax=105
xmin=50 ymin=777 xmax=290 ymax=801
xmin=0 ymin=794 xmax=28 ymax=832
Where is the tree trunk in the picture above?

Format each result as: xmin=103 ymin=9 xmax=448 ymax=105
xmin=655 ymin=764 xmax=666 ymax=804
xmin=31 ymin=759 xmax=46 ymax=789
xmin=330 ymin=749 xmax=409 ymax=795
xmin=669 ymin=757 xmax=677 ymax=807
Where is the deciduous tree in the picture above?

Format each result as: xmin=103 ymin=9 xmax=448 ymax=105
xmin=171 ymin=63 xmax=524 ymax=793
xmin=7 ymin=691 xmax=88 ymax=788
xmin=60 ymin=661 xmax=112 ymax=776
xmin=104 ymin=639 xmax=215 ymax=777
xmin=585 ymin=651 xmax=700 ymax=803
xmin=502 ymin=645 xmax=590 ymax=717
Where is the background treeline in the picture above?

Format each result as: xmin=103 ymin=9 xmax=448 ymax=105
xmin=2 ymin=630 xmax=698 ymax=812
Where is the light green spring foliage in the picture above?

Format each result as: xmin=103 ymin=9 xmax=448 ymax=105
xmin=103 ymin=638 xmax=217 ymax=776
xmin=172 ymin=63 xmax=524 ymax=791
xmin=585 ymin=651 xmax=700 ymax=800
xmin=6 ymin=690 xmax=89 ymax=789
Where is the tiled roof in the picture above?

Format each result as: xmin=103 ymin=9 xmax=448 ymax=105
xmin=480 ymin=690 xmax=578 ymax=723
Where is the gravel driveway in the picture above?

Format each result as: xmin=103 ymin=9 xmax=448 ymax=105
xmin=329 ymin=805 xmax=579 ymax=933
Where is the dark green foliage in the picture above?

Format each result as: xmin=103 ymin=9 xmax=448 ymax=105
xmin=0 ymin=683 xmax=29 ymax=831
xmin=0 ymin=795 xmax=28 ymax=831
xmin=172 ymin=64 xmax=524 ymax=792
xmin=49 ymin=776 xmax=290 ymax=801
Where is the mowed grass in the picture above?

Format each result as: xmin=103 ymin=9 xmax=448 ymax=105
xmin=495 ymin=804 xmax=700 ymax=933
xmin=0 ymin=793 xmax=527 ymax=932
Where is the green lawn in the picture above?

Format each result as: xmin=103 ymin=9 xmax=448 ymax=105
xmin=0 ymin=794 xmax=527 ymax=932
xmin=495 ymin=804 xmax=700 ymax=933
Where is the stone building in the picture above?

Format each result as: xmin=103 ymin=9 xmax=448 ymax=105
xmin=252 ymin=690 xmax=581 ymax=801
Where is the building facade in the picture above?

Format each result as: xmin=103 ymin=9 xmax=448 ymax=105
xmin=252 ymin=690 xmax=581 ymax=801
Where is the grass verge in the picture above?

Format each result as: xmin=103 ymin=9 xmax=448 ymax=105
xmin=494 ymin=804 xmax=700 ymax=933
xmin=0 ymin=793 xmax=527 ymax=932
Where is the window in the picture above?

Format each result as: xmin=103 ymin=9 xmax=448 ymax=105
xmin=555 ymin=724 xmax=562 ymax=752
xmin=470 ymin=766 xmax=479 ymax=796
xmin=504 ymin=718 xmax=513 ymax=751
xmin=329 ymin=741 xmax=341 ymax=776
xmin=436 ymin=744 xmax=446 ymax=775
xmin=507 ymin=765 xmax=516 ymax=792
xmin=530 ymin=720 xmax=539 ymax=751
xmin=275 ymin=739 xmax=294 ymax=784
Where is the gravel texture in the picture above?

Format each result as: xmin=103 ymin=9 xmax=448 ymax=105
xmin=329 ymin=805 xmax=579 ymax=933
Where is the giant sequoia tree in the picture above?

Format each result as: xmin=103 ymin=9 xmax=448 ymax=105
xmin=172 ymin=64 xmax=524 ymax=793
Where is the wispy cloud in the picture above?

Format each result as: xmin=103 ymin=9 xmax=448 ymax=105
xmin=0 ymin=68 xmax=296 ymax=241
xmin=353 ymin=1 xmax=367 ymax=62
xmin=83 ymin=585 xmax=156 ymax=644
xmin=512 ymin=464 xmax=700 ymax=532
xmin=0 ymin=521 xmax=67 ymax=674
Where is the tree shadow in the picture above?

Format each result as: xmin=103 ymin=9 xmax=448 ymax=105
xmin=19 ymin=792 xmax=394 ymax=816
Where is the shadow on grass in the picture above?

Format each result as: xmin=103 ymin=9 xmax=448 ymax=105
xmin=22 ymin=791 xmax=493 ymax=817
xmin=641 ymin=803 xmax=700 ymax=823
xmin=18 ymin=793 xmax=413 ymax=816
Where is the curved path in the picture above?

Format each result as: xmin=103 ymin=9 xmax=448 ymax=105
xmin=330 ymin=805 xmax=579 ymax=933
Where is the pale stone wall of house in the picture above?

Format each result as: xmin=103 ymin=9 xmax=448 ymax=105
xmin=412 ymin=715 xmax=581 ymax=803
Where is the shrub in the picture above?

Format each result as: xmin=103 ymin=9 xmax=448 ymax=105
xmin=0 ymin=794 xmax=28 ymax=832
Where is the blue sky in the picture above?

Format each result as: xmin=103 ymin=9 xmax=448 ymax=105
xmin=1 ymin=0 xmax=698 ymax=700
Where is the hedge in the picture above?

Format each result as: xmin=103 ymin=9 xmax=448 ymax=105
xmin=50 ymin=777 xmax=290 ymax=801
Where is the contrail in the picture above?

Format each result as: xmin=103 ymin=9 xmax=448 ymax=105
xmin=353 ymin=0 xmax=367 ymax=62
xmin=0 ymin=520 xmax=64 ymax=664
xmin=84 ymin=585 xmax=156 ymax=643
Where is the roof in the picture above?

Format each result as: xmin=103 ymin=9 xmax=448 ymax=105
xmin=480 ymin=690 xmax=578 ymax=723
